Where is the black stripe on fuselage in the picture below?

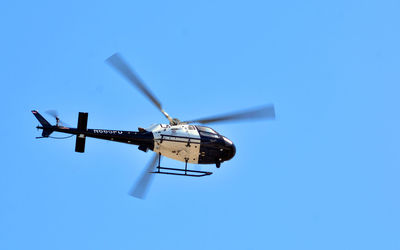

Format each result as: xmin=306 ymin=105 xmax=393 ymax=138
xmin=86 ymin=129 xmax=154 ymax=149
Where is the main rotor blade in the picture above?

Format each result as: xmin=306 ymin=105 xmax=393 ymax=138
xmin=184 ymin=104 xmax=276 ymax=125
xmin=106 ymin=53 xmax=174 ymax=124
xmin=106 ymin=53 xmax=162 ymax=109
xmin=129 ymin=153 xmax=159 ymax=199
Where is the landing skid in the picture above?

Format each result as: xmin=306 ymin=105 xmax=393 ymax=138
xmin=151 ymin=155 xmax=212 ymax=177
xmin=151 ymin=166 xmax=212 ymax=177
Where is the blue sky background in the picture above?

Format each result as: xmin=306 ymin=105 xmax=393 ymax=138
xmin=1 ymin=0 xmax=400 ymax=249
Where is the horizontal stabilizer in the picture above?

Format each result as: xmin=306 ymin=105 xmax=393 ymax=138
xmin=75 ymin=112 xmax=88 ymax=153
xmin=75 ymin=134 xmax=86 ymax=153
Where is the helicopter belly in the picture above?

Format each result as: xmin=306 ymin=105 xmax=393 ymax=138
xmin=153 ymin=135 xmax=201 ymax=163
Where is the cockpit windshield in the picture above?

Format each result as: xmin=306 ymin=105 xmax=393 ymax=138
xmin=196 ymin=126 xmax=218 ymax=134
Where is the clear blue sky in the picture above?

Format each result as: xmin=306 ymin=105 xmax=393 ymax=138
xmin=1 ymin=1 xmax=399 ymax=249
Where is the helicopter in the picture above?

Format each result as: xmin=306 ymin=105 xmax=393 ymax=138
xmin=32 ymin=53 xmax=276 ymax=198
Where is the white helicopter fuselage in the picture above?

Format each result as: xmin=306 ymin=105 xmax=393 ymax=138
xmin=150 ymin=124 xmax=202 ymax=164
xmin=147 ymin=124 xmax=235 ymax=165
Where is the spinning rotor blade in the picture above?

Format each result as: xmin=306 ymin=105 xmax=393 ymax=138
xmin=45 ymin=110 xmax=59 ymax=118
xmin=184 ymin=104 xmax=276 ymax=125
xmin=129 ymin=153 xmax=159 ymax=199
xmin=106 ymin=53 xmax=174 ymax=124
xmin=45 ymin=110 xmax=70 ymax=127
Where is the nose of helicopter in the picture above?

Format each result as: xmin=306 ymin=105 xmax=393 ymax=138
xmin=228 ymin=143 xmax=236 ymax=160
xmin=223 ymin=136 xmax=236 ymax=161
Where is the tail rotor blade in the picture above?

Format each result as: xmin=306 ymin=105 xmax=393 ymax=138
xmin=183 ymin=104 xmax=276 ymax=125
xmin=129 ymin=153 xmax=159 ymax=199
xmin=45 ymin=110 xmax=59 ymax=119
xmin=45 ymin=110 xmax=71 ymax=127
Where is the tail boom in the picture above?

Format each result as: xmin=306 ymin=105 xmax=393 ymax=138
xmin=32 ymin=110 xmax=154 ymax=152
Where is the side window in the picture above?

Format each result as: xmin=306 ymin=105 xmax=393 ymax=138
xmin=199 ymin=131 xmax=219 ymax=138
xmin=196 ymin=126 xmax=218 ymax=134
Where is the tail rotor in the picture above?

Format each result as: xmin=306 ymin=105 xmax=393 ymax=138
xmin=45 ymin=110 xmax=70 ymax=127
